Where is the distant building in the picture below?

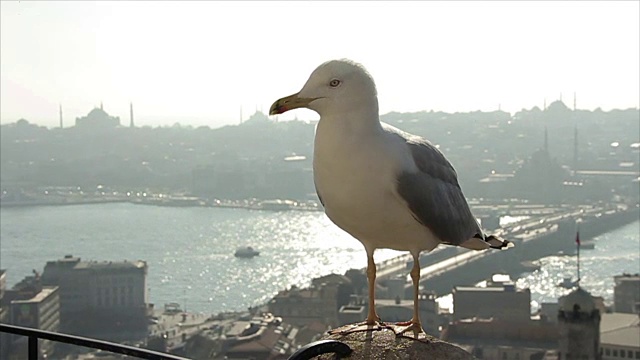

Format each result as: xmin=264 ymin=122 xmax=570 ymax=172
xmin=613 ymin=273 xmax=640 ymax=314
xmin=452 ymin=277 xmax=531 ymax=322
xmin=2 ymin=274 xmax=60 ymax=359
xmin=540 ymin=302 xmax=561 ymax=323
xmin=557 ymin=287 xmax=601 ymax=360
xmin=508 ymin=148 xmax=571 ymax=204
xmin=74 ymin=106 xmax=120 ymax=129
xmin=376 ymin=293 xmax=440 ymax=335
xmin=442 ymin=314 xmax=559 ymax=359
xmin=41 ymin=255 xmax=148 ymax=340
xmin=600 ymin=312 xmax=640 ymax=360
xmin=184 ymin=313 xmax=301 ymax=359
xmin=443 ymin=277 xmax=557 ymax=359
xmin=268 ymin=274 xmax=352 ymax=328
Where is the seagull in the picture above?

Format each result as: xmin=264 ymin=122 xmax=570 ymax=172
xmin=269 ymin=59 xmax=513 ymax=338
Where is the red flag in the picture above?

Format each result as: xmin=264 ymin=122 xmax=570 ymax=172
xmin=576 ymin=231 xmax=581 ymax=246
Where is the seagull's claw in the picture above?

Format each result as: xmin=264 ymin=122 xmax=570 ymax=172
xmin=328 ymin=320 xmax=386 ymax=335
xmin=386 ymin=321 xmax=429 ymax=342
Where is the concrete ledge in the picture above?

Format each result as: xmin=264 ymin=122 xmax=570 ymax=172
xmin=315 ymin=325 xmax=475 ymax=359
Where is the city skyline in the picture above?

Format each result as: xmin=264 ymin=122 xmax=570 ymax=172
xmin=1 ymin=1 xmax=639 ymax=128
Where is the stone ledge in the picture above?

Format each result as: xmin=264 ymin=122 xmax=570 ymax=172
xmin=315 ymin=325 xmax=475 ymax=359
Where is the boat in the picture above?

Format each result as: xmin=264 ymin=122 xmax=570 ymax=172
xmin=234 ymin=246 xmax=260 ymax=258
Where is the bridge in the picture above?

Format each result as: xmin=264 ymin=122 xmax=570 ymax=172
xmin=367 ymin=203 xmax=639 ymax=297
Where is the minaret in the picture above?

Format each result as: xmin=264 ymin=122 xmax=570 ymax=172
xmin=240 ymin=106 xmax=243 ymax=124
xmin=129 ymin=102 xmax=134 ymax=128
xmin=573 ymin=92 xmax=577 ymax=111
xmin=100 ymin=102 xmax=103 ymax=111
xmin=573 ymin=126 xmax=579 ymax=171
xmin=544 ymin=98 xmax=547 ymax=111
xmin=59 ymin=104 xmax=63 ymax=128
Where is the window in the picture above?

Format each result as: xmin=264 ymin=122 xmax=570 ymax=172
xmin=606 ymin=348 xmax=610 ymax=356
xmin=635 ymin=351 xmax=640 ymax=359
xmin=614 ymin=350 xmax=619 ymax=357
xmin=628 ymin=351 xmax=633 ymax=359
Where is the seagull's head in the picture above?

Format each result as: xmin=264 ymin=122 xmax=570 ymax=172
xmin=269 ymin=59 xmax=378 ymax=117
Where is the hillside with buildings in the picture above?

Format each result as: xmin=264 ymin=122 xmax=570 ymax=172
xmin=1 ymin=102 xmax=638 ymax=204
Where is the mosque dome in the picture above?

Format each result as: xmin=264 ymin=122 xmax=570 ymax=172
xmin=87 ymin=107 xmax=109 ymax=119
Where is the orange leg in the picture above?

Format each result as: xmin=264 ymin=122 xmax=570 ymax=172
xmin=329 ymin=247 xmax=383 ymax=334
xmin=388 ymin=251 xmax=426 ymax=339
xmin=365 ymin=248 xmax=381 ymax=324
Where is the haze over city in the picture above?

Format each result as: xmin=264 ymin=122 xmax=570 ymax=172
xmin=1 ymin=0 xmax=638 ymax=128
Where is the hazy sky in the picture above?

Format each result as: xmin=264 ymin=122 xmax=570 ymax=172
xmin=1 ymin=1 xmax=638 ymax=128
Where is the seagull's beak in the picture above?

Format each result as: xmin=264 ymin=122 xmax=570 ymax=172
xmin=269 ymin=93 xmax=316 ymax=115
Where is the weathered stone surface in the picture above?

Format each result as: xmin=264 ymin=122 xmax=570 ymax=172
xmin=315 ymin=325 xmax=475 ymax=360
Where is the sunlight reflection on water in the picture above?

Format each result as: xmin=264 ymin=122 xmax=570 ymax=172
xmin=1 ymin=203 xmax=637 ymax=315
xmin=1 ymin=203 xmax=400 ymax=314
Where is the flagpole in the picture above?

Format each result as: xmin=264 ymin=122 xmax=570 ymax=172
xmin=576 ymin=228 xmax=581 ymax=288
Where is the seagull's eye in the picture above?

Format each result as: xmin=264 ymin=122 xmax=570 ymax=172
xmin=329 ymin=79 xmax=341 ymax=88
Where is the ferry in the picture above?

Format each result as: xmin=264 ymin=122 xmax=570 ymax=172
xmin=234 ymin=246 xmax=260 ymax=258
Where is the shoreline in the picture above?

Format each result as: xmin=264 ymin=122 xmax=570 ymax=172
xmin=0 ymin=197 xmax=323 ymax=212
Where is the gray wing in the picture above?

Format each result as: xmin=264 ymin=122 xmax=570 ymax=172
xmin=395 ymin=137 xmax=482 ymax=245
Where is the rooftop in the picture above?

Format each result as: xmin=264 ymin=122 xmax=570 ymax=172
xmin=615 ymin=273 xmax=640 ymax=282
xmin=601 ymin=313 xmax=640 ymax=348
xmin=11 ymin=286 xmax=57 ymax=304
xmin=453 ymin=286 xmax=523 ymax=293
xmin=74 ymin=260 xmax=147 ymax=270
